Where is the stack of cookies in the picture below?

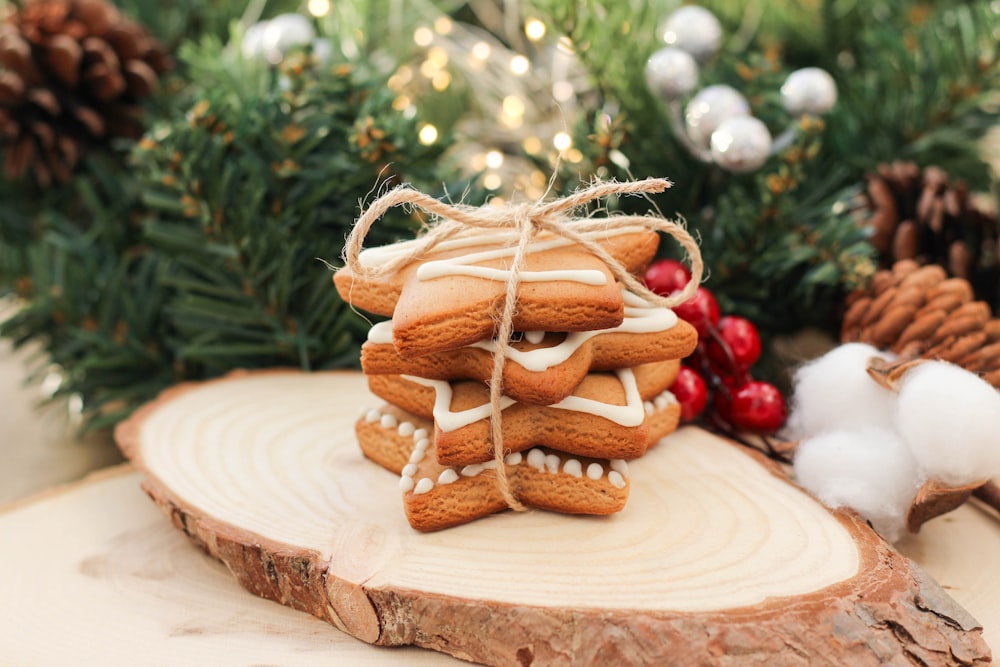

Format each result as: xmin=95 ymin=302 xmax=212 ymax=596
xmin=334 ymin=226 xmax=698 ymax=531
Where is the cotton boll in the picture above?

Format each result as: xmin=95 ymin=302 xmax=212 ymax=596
xmin=896 ymin=361 xmax=1000 ymax=486
xmin=794 ymin=428 xmax=920 ymax=542
xmin=786 ymin=343 xmax=898 ymax=438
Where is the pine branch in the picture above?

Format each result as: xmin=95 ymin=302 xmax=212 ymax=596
xmin=2 ymin=30 xmax=470 ymax=431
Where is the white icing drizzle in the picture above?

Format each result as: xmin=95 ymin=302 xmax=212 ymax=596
xmin=438 ymin=469 xmax=459 ymax=485
xmin=402 ymin=374 xmax=516 ymax=432
xmin=368 ymin=289 xmax=678 ymax=376
xmin=363 ymin=405 xmax=630 ymax=498
xmin=367 ymin=320 xmax=394 ymax=344
xmin=466 ymin=290 xmax=677 ymax=373
xmin=380 ymin=413 xmax=397 ymax=429
xmin=643 ymin=389 xmax=679 ymax=416
xmin=357 ymin=227 xmax=648 ymax=271
xmin=526 ymin=448 xmax=546 ymax=471
xmin=400 ymin=367 xmax=644 ymax=432
xmin=462 ymin=463 xmax=484 ymax=477
xmin=548 ymin=368 xmax=645 ymax=427
xmin=523 ymin=331 xmax=546 ymax=344
xmin=415 ymin=235 xmax=613 ymax=285
xmin=397 ymin=421 xmax=415 ymax=437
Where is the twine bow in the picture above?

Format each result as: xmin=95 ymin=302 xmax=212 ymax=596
xmin=344 ymin=178 xmax=703 ymax=511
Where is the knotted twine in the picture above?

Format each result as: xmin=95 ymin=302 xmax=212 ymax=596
xmin=343 ymin=177 xmax=703 ymax=511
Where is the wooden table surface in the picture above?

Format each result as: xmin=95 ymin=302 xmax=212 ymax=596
xmin=3 ymin=322 xmax=999 ymax=664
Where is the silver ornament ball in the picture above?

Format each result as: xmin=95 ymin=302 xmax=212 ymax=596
xmin=710 ymin=116 xmax=773 ymax=173
xmin=312 ymin=37 xmax=334 ymax=63
xmin=684 ymin=84 xmax=750 ymax=148
xmin=781 ymin=67 xmax=838 ymax=116
xmin=645 ymin=47 xmax=699 ymax=100
xmin=261 ymin=13 xmax=316 ymax=63
xmin=241 ymin=20 xmax=270 ymax=61
xmin=662 ymin=5 xmax=722 ymax=63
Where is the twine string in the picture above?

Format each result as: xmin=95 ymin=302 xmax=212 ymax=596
xmin=344 ymin=178 xmax=704 ymax=510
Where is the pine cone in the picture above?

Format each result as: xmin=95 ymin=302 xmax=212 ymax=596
xmin=842 ymin=259 xmax=1000 ymax=388
xmin=859 ymin=161 xmax=1000 ymax=313
xmin=0 ymin=0 xmax=171 ymax=187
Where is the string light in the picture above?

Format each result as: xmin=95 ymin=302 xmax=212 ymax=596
xmin=552 ymin=81 xmax=574 ymax=102
xmin=434 ymin=17 xmax=453 ymax=35
xmin=502 ymin=95 xmax=525 ymax=118
xmin=413 ymin=26 xmax=433 ymax=47
xmin=387 ymin=66 xmax=412 ymax=91
xmin=553 ymin=132 xmax=573 ymax=151
xmin=418 ymin=124 xmax=438 ymax=145
xmin=431 ymin=71 xmax=452 ymax=91
xmin=471 ymin=42 xmax=492 ymax=61
xmin=485 ymin=150 xmax=504 ymax=169
xmin=307 ymin=0 xmax=331 ymax=17
xmin=483 ymin=173 xmax=503 ymax=190
xmin=427 ymin=47 xmax=449 ymax=67
xmin=392 ymin=95 xmax=411 ymax=111
xmin=500 ymin=95 xmax=526 ymax=129
xmin=522 ymin=136 xmax=543 ymax=155
xmin=525 ymin=19 xmax=546 ymax=41
xmin=557 ymin=36 xmax=575 ymax=55
xmin=565 ymin=148 xmax=584 ymax=163
xmin=510 ymin=55 xmax=530 ymax=76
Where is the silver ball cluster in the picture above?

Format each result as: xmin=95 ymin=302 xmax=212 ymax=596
xmin=644 ymin=5 xmax=837 ymax=173
xmin=241 ymin=13 xmax=332 ymax=65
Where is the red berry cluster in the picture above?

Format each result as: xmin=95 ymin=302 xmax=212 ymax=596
xmin=644 ymin=259 xmax=787 ymax=434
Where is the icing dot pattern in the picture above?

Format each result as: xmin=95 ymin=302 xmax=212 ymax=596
xmin=370 ymin=403 xmax=633 ymax=497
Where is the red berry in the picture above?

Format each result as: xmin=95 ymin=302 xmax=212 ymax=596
xmin=644 ymin=259 xmax=691 ymax=296
xmin=729 ymin=381 xmax=787 ymax=434
xmin=706 ymin=316 xmax=762 ymax=373
xmin=670 ymin=366 xmax=708 ymax=422
xmin=673 ymin=287 xmax=720 ymax=337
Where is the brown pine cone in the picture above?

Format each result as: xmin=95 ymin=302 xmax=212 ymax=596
xmin=858 ymin=161 xmax=1000 ymax=313
xmin=0 ymin=0 xmax=171 ymax=187
xmin=842 ymin=259 xmax=1000 ymax=388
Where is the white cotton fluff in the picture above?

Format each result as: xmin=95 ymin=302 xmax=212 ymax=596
xmin=786 ymin=343 xmax=898 ymax=438
xmin=793 ymin=428 xmax=921 ymax=542
xmin=895 ymin=361 xmax=1000 ymax=487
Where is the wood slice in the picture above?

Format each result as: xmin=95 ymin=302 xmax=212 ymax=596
xmin=0 ymin=465 xmax=456 ymax=665
xmin=114 ymin=370 xmax=990 ymax=666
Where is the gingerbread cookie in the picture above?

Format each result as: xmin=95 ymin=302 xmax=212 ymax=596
xmin=334 ymin=228 xmax=660 ymax=358
xmin=362 ymin=290 xmax=698 ymax=405
xmin=356 ymin=404 xmax=631 ymax=531
xmin=367 ymin=360 xmax=679 ymax=466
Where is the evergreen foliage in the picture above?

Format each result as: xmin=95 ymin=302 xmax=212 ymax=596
xmin=3 ymin=0 xmax=1000 ymax=432
xmin=0 ymin=10 xmax=463 ymax=430
xmin=529 ymin=0 xmax=1000 ymax=333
